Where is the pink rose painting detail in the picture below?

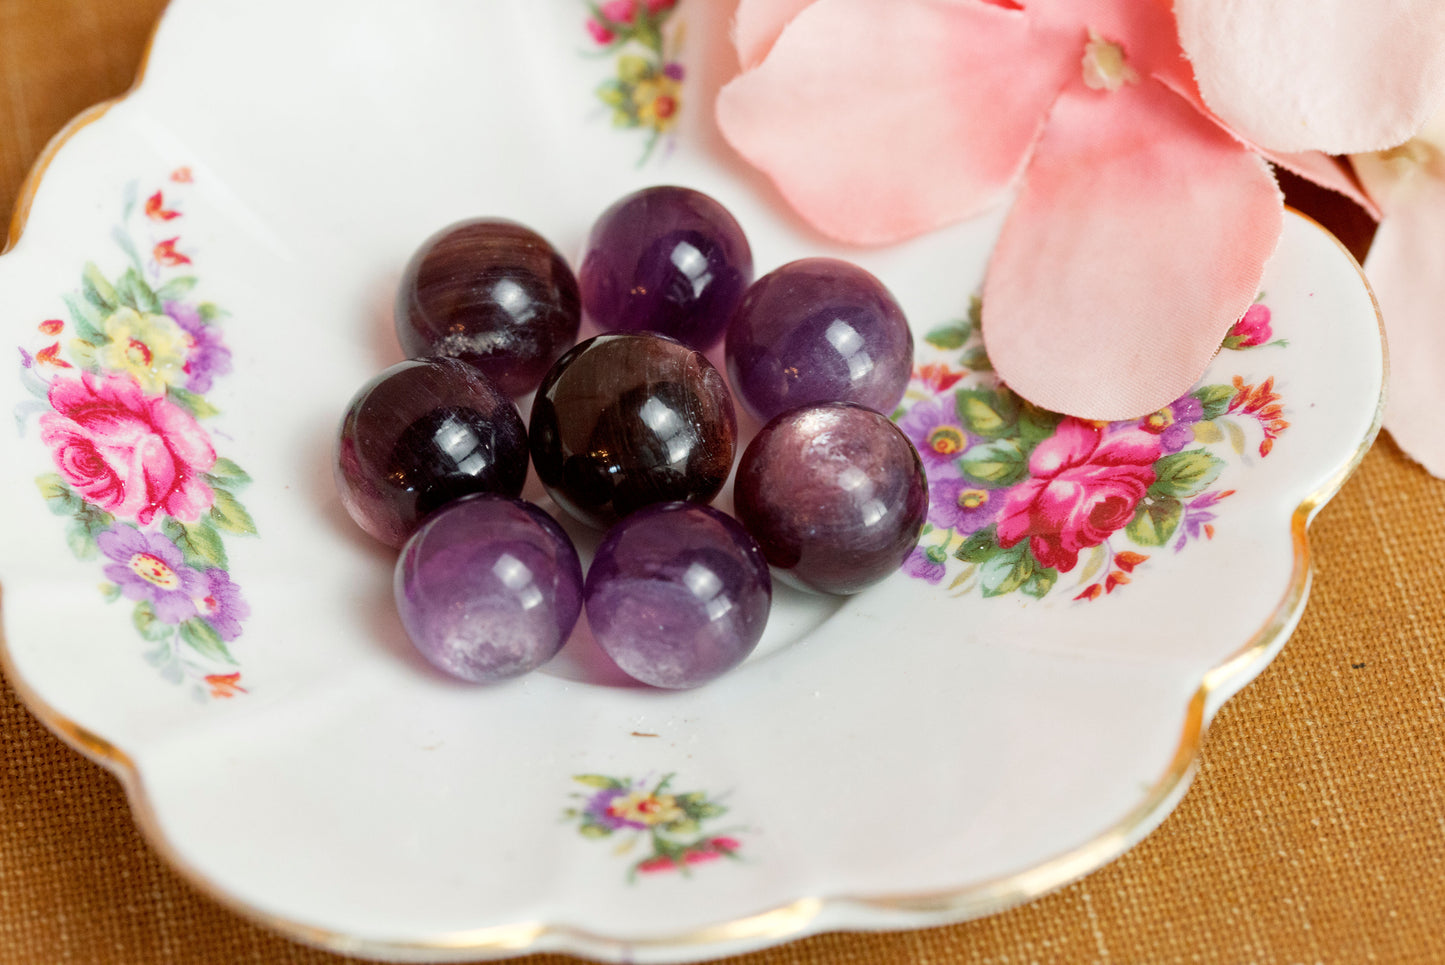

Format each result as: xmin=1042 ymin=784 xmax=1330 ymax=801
xmin=897 ymin=297 xmax=1288 ymax=602
xmin=15 ymin=172 xmax=257 ymax=700
xmin=40 ymin=371 xmax=216 ymax=526
xmin=718 ymin=0 xmax=1445 ymax=420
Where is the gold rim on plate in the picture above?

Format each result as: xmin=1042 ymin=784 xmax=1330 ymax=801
xmin=0 ymin=6 xmax=1387 ymax=957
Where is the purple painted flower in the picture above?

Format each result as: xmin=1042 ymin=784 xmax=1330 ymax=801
xmin=663 ymin=61 xmax=685 ymax=81
xmin=98 ymin=525 xmax=202 ymax=623
xmin=196 ymin=568 xmax=249 ymax=640
xmin=902 ymin=545 xmax=946 ymax=584
xmin=585 ymin=786 xmax=648 ymax=831
xmin=929 ymin=475 xmax=1007 ymax=534
xmin=165 ymin=300 xmax=233 ymax=394
xmin=1138 ymin=394 xmax=1205 ymax=454
xmin=896 ymin=397 xmax=967 ymax=477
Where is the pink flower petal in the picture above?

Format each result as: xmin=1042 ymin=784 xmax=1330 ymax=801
xmin=732 ymin=0 xmax=818 ymax=70
xmin=716 ymin=0 xmax=1072 ymax=245
xmin=1354 ymin=145 xmax=1445 ymax=476
xmin=1153 ymin=73 xmax=1382 ymax=219
xmin=1176 ymin=0 xmax=1445 ymax=154
xmin=983 ymin=79 xmax=1283 ymax=420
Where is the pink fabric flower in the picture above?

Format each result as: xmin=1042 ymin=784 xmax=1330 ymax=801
xmin=1351 ymin=107 xmax=1445 ymax=477
xmin=717 ymin=0 xmax=1445 ymax=420
xmin=39 ymin=371 xmax=216 ymax=526
xmin=996 ymin=419 xmax=1161 ymax=572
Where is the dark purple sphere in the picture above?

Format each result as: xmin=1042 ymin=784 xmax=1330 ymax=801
xmin=734 ymin=403 xmax=928 ymax=595
xmin=725 ymin=258 xmax=913 ymax=423
xmin=395 ymin=494 xmax=583 ymax=682
xmin=395 ymin=218 xmax=581 ymax=397
xmin=529 ymin=333 xmax=737 ymax=529
xmin=336 ymin=357 xmax=529 ymax=547
xmin=578 ymin=186 xmax=752 ymax=351
xmin=586 ymin=503 xmax=771 ymax=689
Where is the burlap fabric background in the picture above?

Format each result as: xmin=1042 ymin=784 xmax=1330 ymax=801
xmin=3 ymin=2 xmax=1442 ymax=962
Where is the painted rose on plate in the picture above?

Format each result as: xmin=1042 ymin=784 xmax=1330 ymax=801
xmin=895 ymin=296 xmax=1290 ymax=601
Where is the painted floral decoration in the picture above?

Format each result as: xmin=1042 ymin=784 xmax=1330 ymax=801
xmin=897 ymin=297 xmax=1288 ymax=601
xmin=717 ymin=0 xmax=1445 ymax=421
xmin=15 ymin=171 xmax=256 ymax=700
xmin=564 ymin=773 xmax=741 ymax=880
xmin=583 ymin=0 xmax=684 ymax=163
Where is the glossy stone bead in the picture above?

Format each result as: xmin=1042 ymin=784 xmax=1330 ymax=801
xmin=529 ymin=333 xmax=736 ymax=529
xmin=395 ymin=494 xmax=583 ymax=682
xmin=734 ymin=403 xmax=928 ymax=595
xmin=395 ymin=218 xmax=581 ymax=397
xmin=585 ymin=503 xmax=771 ymax=689
xmin=578 ymin=186 xmax=752 ymax=351
xmin=336 ymin=357 xmax=529 ymax=547
xmin=725 ymin=257 xmax=913 ymax=423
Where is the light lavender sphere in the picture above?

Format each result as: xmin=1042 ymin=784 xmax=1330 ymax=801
xmin=394 ymin=494 xmax=582 ymax=682
xmin=585 ymin=503 xmax=771 ymax=689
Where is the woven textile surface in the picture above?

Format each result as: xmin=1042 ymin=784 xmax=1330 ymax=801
xmin=1 ymin=2 xmax=1440 ymax=962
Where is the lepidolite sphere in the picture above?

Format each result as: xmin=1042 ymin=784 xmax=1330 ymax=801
xmin=395 ymin=494 xmax=583 ymax=682
xmin=586 ymin=503 xmax=771 ymax=689
xmin=395 ymin=218 xmax=581 ymax=397
xmin=725 ymin=257 xmax=913 ymax=422
xmin=578 ymin=186 xmax=752 ymax=351
xmin=734 ymin=403 xmax=928 ymax=595
xmin=336 ymin=357 xmax=529 ymax=547
xmin=529 ymin=333 xmax=737 ymax=529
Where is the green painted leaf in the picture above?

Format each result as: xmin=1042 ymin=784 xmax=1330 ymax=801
xmin=955 ymin=388 xmax=1020 ymax=438
xmin=1077 ymin=544 xmax=1107 ymax=585
xmin=579 ymin=823 xmax=612 ymax=839
xmin=112 ymin=226 xmax=144 ymax=275
xmin=1192 ymin=420 xmax=1224 ymax=444
xmin=960 ymin=437 xmax=1028 ymax=487
xmin=960 ymin=344 xmax=993 ymax=372
xmin=132 ymin=602 xmax=175 ymax=642
xmin=1017 ymin=402 xmax=1063 ymax=447
xmin=36 ymin=472 xmax=73 ymax=506
xmin=967 ymin=293 xmax=982 ymax=329
xmin=154 ymin=276 xmax=198 ymax=301
xmin=1021 ymin=566 xmax=1058 ymax=600
xmin=573 ymin=774 xmax=625 ymax=789
xmin=1223 ymin=419 xmax=1247 ymax=455
xmin=1150 ymin=449 xmax=1226 ymax=500
xmin=197 ymin=302 xmax=226 ymax=323
xmin=206 ymin=457 xmax=252 ymax=488
xmin=954 ymin=525 xmax=1002 ymax=563
xmin=1192 ymin=383 xmax=1236 ymax=421
xmin=61 ymin=293 xmax=107 ymax=343
xmin=68 ymin=340 xmax=100 ymax=372
xmin=81 ymin=263 xmax=118 ymax=311
xmin=924 ymin=320 xmax=972 ymax=351
xmin=1126 ymin=498 xmax=1183 ymax=547
xmin=979 ymin=542 xmax=1033 ymax=598
xmin=100 ymin=582 xmax=121 ymax=602
xmin=115 ymin=268 xmax=162 ymax=314
xmin=210 ymin=488 xmax=257 ymax=536
xmin=666 ymin=818 xmax=700 ymax=836
xmin=179 ymin=618 xmax=235 ymax=664
xmin=164 ymin=517 xmax=228 ymax=570
xmin=947 ymin=563 xmax=977 ymax=591
xmin=167 ymin=385 xmax=219 ymax=419
xmin=66 ymin=519 xmax=99 ymax=560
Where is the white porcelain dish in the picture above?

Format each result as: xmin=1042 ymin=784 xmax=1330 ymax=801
xmin=0 ymin=1 xmax=1382 ymax=961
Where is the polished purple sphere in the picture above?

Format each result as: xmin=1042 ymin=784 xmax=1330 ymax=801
xmin=395 ymin=494 xmax=583 ymax=682
xmin=725 ymin=258 xmax=913 ymax=423
xmin=529 ymin=333 xmax=737 ymax=529
xmin=395 ymin=218 xmax=581 ymax=397
xmin=586 ymin=503 xmax=771 ymax=689
xmin=734 ymin=403 xmax=928 ymax=595
xmin=578 ymin=186 xmax=752 ymax=351
xmin=336 ymin=357 xmax=529 ymax=547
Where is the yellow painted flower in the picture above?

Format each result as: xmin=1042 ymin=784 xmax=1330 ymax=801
xmin=96 ymin=306 xmax=191 ymax=394
xmin=606 ymin=789 xmax=683 ymax=827
xmin=634 ymin=73 xmax=682 ymax=133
